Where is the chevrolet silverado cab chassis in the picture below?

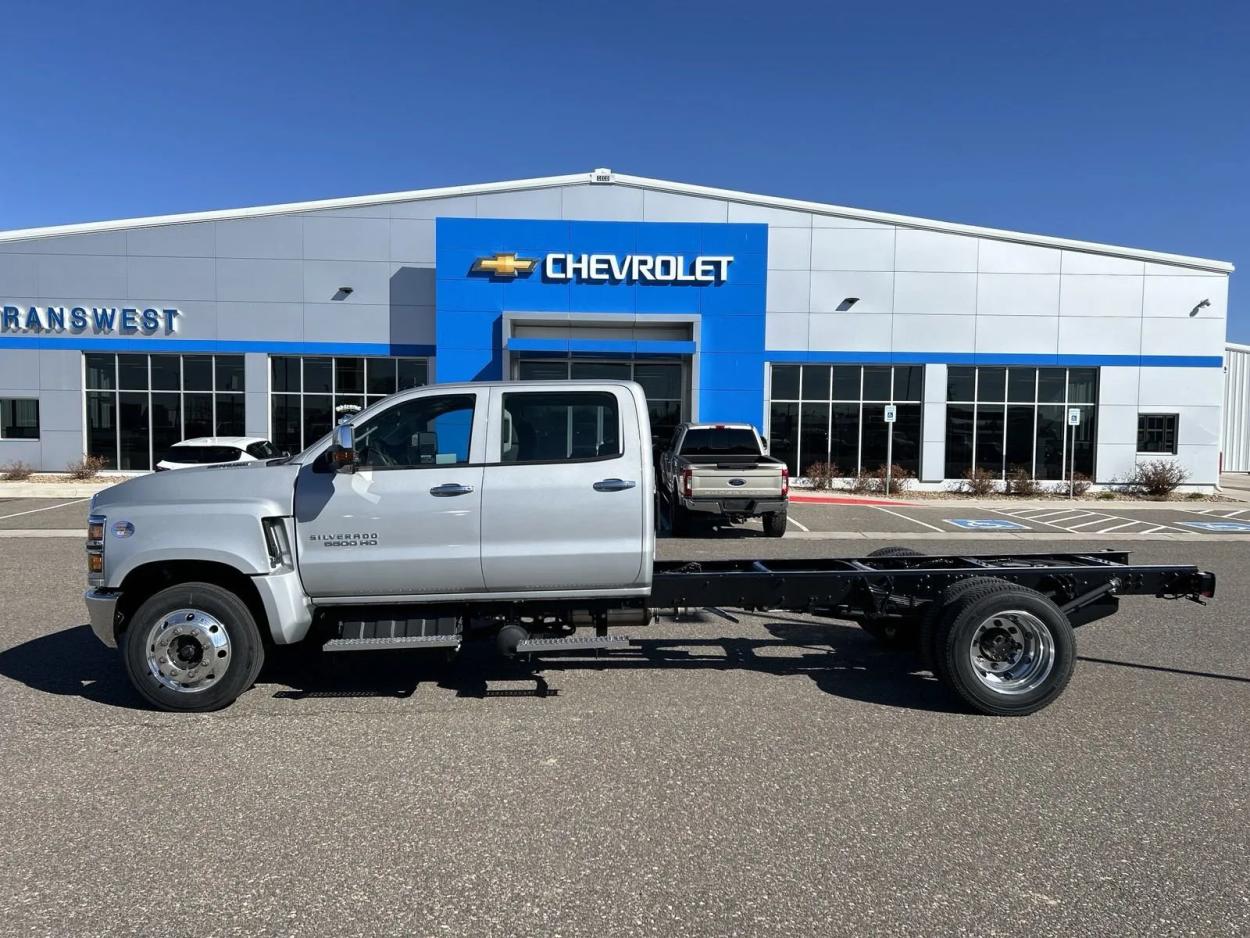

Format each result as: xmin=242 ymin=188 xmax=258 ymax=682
xmin=83 ymin=380 xmax=1215 ymax=716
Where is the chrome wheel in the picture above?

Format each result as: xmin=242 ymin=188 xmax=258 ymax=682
xmin=144 ymin=608 xmax=232 ymax=694
xmin=967 ymin=610 xmax=1055 ymax=695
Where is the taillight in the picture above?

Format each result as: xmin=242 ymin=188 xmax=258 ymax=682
xmin=86 ymin=514 xmax=105 ymax=584
xmin=781 ymin=467 xmax=789 ymax=497
xmin=681 ymin=468 xmax=693 ymax=498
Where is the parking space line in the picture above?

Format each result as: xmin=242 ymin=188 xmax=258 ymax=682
xmin=0 ymin=498 xmax=88 ymax=521
xmin=787 ymin=514 xmax=810 ymax=532
xmin=1096 ymin=519 xmax=1148 ymax=533
xmin=1213 ymin=509 xmax=1247 ymax=519
xmin=1041 ymin=513 xmax=1096 ymax=525
xmin=988 ymin=509 xmax=1068 ymax=531
xmin=1065 ymin=516 xmax=1118 ymax=530
xmin=872 ymin=506 xmax=946 ymax=532
xmin=1140 ymin=525 xmax=1167 ymax=534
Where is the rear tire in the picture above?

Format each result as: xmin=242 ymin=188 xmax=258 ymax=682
xmin=858 ymin=547 xmax=924 ymax=646
xmin=122 ymin=582 xmax=265 ymax=712
xmin=932 ymin=585 xmax=1075 ymax=716
xmin=762 ymin=510 xmax=787 ymax=537
xmin=867 ymin=546 xmax=922 ymax=559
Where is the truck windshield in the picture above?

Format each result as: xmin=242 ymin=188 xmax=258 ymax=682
xmin=163 ymin=446 xmax=243 ymax=464
xmin=679 ymin=428 xmax=760 ymax=456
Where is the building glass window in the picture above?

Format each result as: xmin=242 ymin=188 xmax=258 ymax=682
xmin=84 ymin=353 xmax=245 ymax=470
xmin=1137 ymin=414 xmax=1178 ymax=454
xmin=768 ymin=364 xmax=923 ymax=478
xmin=945 ymin=366 xmax=1097 ymax=480
xmin=515 ymin=358 xmax=686 ymax=447
xmin=270 ymin=356 xmax=429 ymax=453
xmin=1 ymin=398 xmax=39 ymax=439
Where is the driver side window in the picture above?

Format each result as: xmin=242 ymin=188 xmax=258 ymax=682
xmin=354 ymin=393 xmax=475 ymax=469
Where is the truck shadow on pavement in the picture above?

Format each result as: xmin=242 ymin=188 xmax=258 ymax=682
xmin=8 ymin=621 xmax=1243 ymax=713
xmin=0 ymin=625 xmax=145 ymax=709
xmin=262 ymin=618 xmax=966 ymax=714
xmin=0 ymin=621 xmax=957 ymax=713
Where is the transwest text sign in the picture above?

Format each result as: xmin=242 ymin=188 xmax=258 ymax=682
xmin=1 ymin=305 xmax=180 ymax=335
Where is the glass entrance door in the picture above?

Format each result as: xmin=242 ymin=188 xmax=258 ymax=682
xmin=514 ymin=358 xmax=689 ymax=445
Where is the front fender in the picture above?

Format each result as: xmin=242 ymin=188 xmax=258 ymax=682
xmin=100 ymin=504 xmax=274 ymax=587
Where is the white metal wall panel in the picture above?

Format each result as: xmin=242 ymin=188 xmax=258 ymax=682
xmin=1224 ymin=345 xmax=1250 ymax=472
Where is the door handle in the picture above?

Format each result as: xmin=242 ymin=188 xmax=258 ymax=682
xmin=593 ymin=478 xmax=637 ymax=492
xmin=430 ymin=483 xmax=475 ymax=497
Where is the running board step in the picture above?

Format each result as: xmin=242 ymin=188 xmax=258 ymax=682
xmin=515 ymin=635 xmax=631 ymax=654
xmin=323 ymin=635 xmax=462 ymax=652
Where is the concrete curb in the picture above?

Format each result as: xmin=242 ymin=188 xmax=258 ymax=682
xmin=0 ymin=481 xmax=121 ymax=498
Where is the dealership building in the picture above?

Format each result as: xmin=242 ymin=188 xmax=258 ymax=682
xmin=0 ymin=169 xmax=1234 ymax=486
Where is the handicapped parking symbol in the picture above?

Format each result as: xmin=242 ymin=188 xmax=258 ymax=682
xmin=945 ymin=518 xmax=1027 ymax=531
xmin=1178 ymin=521 xmax=1250 ymax=533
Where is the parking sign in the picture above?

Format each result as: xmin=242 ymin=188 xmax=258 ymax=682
xmin=883 ymin=405 xmax=897 ymax=423
xmin=1068 ymin=408 xmax=1081 ymax=426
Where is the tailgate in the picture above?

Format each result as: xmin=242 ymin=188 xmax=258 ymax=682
xmin=689 ymin=465 xmax=785 ymax=500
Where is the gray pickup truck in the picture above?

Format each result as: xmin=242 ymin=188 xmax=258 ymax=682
xmin=657 ymin=423 xmax=788 ymax=536
xmin=83 ymin=379 xmax=1216 ymax=717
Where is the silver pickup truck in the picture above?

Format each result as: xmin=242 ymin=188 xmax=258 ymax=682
xmin=657 ymin=423 xmax=788 ymax=536
xmin=83 ymin=379 xmax=1216 ymax=718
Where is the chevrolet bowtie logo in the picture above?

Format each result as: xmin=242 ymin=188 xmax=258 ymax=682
xmin=472 ymin=252 xmax=538 ymax=277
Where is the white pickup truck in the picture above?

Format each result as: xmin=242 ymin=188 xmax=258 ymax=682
xmin=82 ymin=379 xmax=1216 ymax=717
xmin=657 ymin=423 xmax=789 ymax=536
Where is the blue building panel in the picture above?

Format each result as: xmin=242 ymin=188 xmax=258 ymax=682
xmin=436 ymin=218 xmax=770 ymax=425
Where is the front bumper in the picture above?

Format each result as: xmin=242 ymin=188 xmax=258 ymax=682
xmin=84 ymin=589 xmax=121 ymax=648
xmin=680 ymin=496 xmax=788 ymax=516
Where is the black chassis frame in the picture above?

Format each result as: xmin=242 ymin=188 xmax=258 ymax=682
xmin=326 ymin=549 xmax=1215 ymax=638
xmin=647 ymin=549 xmax=1216 ymax=629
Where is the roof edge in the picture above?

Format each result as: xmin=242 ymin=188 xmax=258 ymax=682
xmin=611 ymin=173 xmax=1234 ymax=274
xmin=0 ymin=168 xmax=1234 ymax=274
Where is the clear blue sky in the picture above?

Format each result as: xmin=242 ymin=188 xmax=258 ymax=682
xmin=2 ymin=0 xmax=1246 ymax=339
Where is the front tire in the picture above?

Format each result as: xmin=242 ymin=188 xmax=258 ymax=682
xmin=122 ymin=582 xmax=265 ymax=712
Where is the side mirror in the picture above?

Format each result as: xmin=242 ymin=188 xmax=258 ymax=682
xmin=332 ymin=422 xmax=356 ymax=472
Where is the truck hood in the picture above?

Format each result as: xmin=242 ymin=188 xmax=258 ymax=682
xmin=90 ymin=459 xmax=300 ymax=517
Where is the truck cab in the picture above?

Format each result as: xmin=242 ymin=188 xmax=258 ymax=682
xmin=84 ymin=381 xmax=654 ymax=711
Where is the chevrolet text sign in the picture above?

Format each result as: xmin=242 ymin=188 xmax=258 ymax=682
xmin=543 ymin=253 xmax=733 ymax=283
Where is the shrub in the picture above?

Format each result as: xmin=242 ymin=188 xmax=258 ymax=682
xmin=1096 ymin=490 xmax=1117 ymax=501
xmin=1 ymin=461 xmax=34 ymax=481
xmin=1005 ymin=466 xmax=1041 ymax=497
xmin=848 ymin=470 xmax=874 ymax=495
xmin=804 ymin=461 xmax=839 ymax=491
xmin=66 ymin=455 xmax=108 ymax=481
xmin=1049 ymin=472 xmax=1092 ymax=498
xmin=959 ymin=467 xmax=998 ymax=497
xmin=1122 ymin=459 xmax=1189 ymax=498
xmin=851 ymin=464 xmax=914 ymax=495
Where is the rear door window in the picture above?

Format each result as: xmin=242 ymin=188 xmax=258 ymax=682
xmin=678 ymin=427 xmax=760 ymax=456
xmin=501 ymin=391 xmax=621 ymax=463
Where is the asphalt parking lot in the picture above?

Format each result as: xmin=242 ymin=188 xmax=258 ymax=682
xmin=0 ymin=530 xmax=1246 ymax=936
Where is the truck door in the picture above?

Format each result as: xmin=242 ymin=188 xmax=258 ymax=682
xmin=481 ymin=386 xmax=647 ymax=592
xmin=294 ymin=390 xmax=487 ymax=598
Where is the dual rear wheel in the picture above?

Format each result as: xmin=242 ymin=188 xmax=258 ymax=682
xmin=859 ymin=548 xmax=1076 ymax=716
